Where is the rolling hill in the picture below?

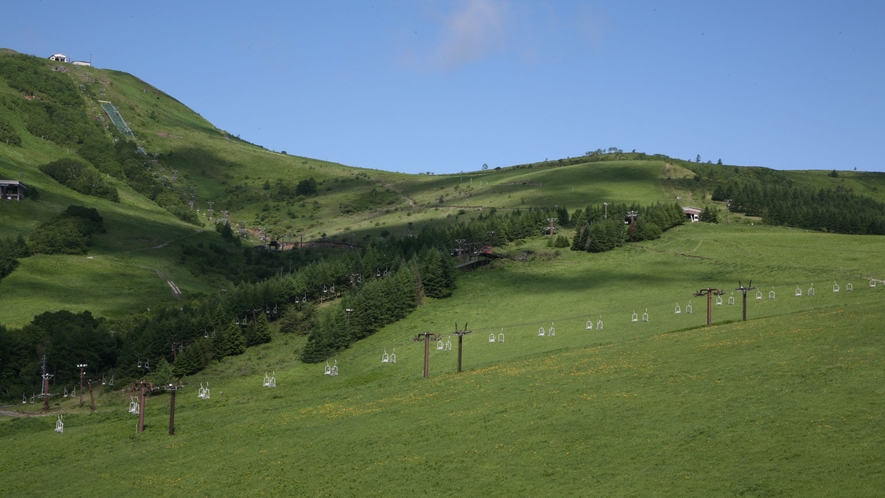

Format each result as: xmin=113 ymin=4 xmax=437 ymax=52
xmin=1 ymin=49 xmax=884 ymax=495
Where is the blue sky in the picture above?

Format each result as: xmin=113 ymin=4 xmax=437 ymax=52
xmin=2 ymin=1 xmax=883 ymax=173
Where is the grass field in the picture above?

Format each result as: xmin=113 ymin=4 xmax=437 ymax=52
xmin=2 ymin=222 xmax=883 ymax=496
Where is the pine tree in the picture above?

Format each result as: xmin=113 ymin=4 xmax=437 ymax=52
xmin=247 ymin=312 xmax=271 ymax=346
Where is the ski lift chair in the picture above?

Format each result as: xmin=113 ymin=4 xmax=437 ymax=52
xmin=330 ymin=361 xmax=339 ymax=376
xmin=795 ymin=286 xmax=802 ymax=297
xmin=871 ymin=279 xmax=877 ymax=288
xmin=631 ymin=310 xmax=638 ymax=322
xmin=642 ymin=309 xmax=649 ymax=322
xmin=808 ymin=284 xmax=815 ymax=296
xmin=437 ymin=339 xmax=444 ymax=350
xmin=489 ymin=333 xmax=496 ymax=343
xmin=324 ymin=362 xmax=332 ymax=375
xmin=847 ymin=282 xmax=853 ymax=292
xmin=22 ymin=394 xmax=27 ymax=404
xmin=675 ymin=303 xmax=681 ymax=314
xmin=390 ymin=349 xmax=396 ymax=363
xmin=686 ymin=302 xmax=693 ymax=314
xmin=549 ymin=323 xmax=555 ymax=336
xmin=596 ymin=316 xmax=604 ymax=329
xmin=538 ymin=327 xmax=546 ymax=337
xmin=768 ymin=287 xmax=775 ymax=299
xmin=498 ymin=332 xmax=505 ymax=343
xmin=382 ymin=349 xmax=390 ymax=363
xmin=833 ymin=281 xmax=840 ymax=293
xmin=716 ymin=294 xmax=723 ymax=306
xmin=55 ymin=415 xmax=64 ymax=433
xmin=728 ymin=293 xmax=735 ymax=305
xmin=586 ymin=319 xmax=593 ymax=330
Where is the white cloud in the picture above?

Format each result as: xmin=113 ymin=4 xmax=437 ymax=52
xmin=433 ymin=0 xmax=508 ymax=69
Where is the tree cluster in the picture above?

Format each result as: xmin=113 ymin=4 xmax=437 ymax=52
xmin=713 ymin=180 xmax=885 ymax=234
xmin=571 ymin=202 xmax=684 ymax=253
xmin=39 ymin=158 xmax=120 ymax=202
xmin=0 ymin=235 xmax=29 ymax=282
xmin=28 ymin=205 xmax=105 ymax=255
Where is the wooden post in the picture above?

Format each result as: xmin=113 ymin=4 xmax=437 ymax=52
xmin=169 ymin=388 xmax=176 ymax=435
xmin=423 ymin=333 xmax=430 ymax=378
xmin=706 ymin=291 xmax=712 ymax=326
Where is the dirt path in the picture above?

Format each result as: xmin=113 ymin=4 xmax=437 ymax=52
xmin=155 ymin=270 xmax=182 ymax=300
xmin=381 ymin=182 xmax=417 ymax=207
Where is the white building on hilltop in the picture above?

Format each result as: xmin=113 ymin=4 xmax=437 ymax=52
xmin=48 ymin=54 xmax=68 ymax=62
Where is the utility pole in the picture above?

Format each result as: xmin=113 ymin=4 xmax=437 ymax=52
xmin=627 ymin=210 xmax=639 ymax=223
xmin=347 ymin=273 xmax=361 ymax=287
xmin=694 ymin=287 xmax=725 ymax=326
xmin=725 ymin=199 xmax=732 ymax=225
xmin=547 ymin=218 xmax=557 ymax=237
xmin=735 ymin=281 xmax=756 ymax=321
xmin=77 ymin=363 xmax=87 ymax=408
xmin=603 ymin=202 xmax=609 ymax=219
xmin=40 ymin=356 xmax=53 ymax=412
xmin=452 ymin=323 xmax=473 ymax=373
xmin=412 ymin=332 xmax=442 ymax=378
xmin=133 ymin=380 xmax=153 ymax=433
xmin=455 ymin=239 xmax=466 ymax=261
xmin=87 ymin=379 xmax=96 ymax=412
xmin=166 ymin=383 xmax=181 ymax=435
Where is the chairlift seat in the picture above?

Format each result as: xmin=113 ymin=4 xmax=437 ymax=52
xmin=538 ymin=327 xmax=545 ymax=336
xmin=728 ymin=293 xmax=735 ymax=305
xmin=795 ymin=286 xmax=802 ymax=297
xmin=833 ymin=282 xmax=840 ymax=293
xmin=675 ymin=303 xmax=681 ymax=314
xmin=642 ymin=309 xmax=649 ymax=322
xmin=498 ymin=333 xmax=505 ymax=343
xmin=847 ymin=282 xmax=853 ymax=292
xmin=489 ymin=333 xmax=496 ymax=343
xmin=631 ymin=310 xmax=638 ymax=322
xmin=768 ymin=287 xmax=775 ymax=299
xmin=596 ymin=318 xmax=604 ymax=329
xmin=586 ymin=320 xmax=593 ymax=330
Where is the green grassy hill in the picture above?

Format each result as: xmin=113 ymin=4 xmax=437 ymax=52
xmin=1 ymin=49 xmax=885 ymax=495
xmin=1 ymin=222 xmax=883 ymax=496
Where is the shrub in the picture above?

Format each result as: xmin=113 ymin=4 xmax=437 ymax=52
xmin=28 ymin=205 xmax=105 ymax=255
xmin=39 ymin=158 xmax=119 ymax=202
xmin=0 ymin=116 xmax=21 ymax=146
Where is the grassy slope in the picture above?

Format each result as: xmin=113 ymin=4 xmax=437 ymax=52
xmin=1 ymin=222 xmax=883 ymax=496
xmin=4 ymin=51 xmax=885 ymax=327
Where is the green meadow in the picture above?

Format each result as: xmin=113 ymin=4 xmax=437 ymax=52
xmin=1 ymin=50 xmax=884 ymax=496
xmin=2 ymin=223 xmax=883 ymax=496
